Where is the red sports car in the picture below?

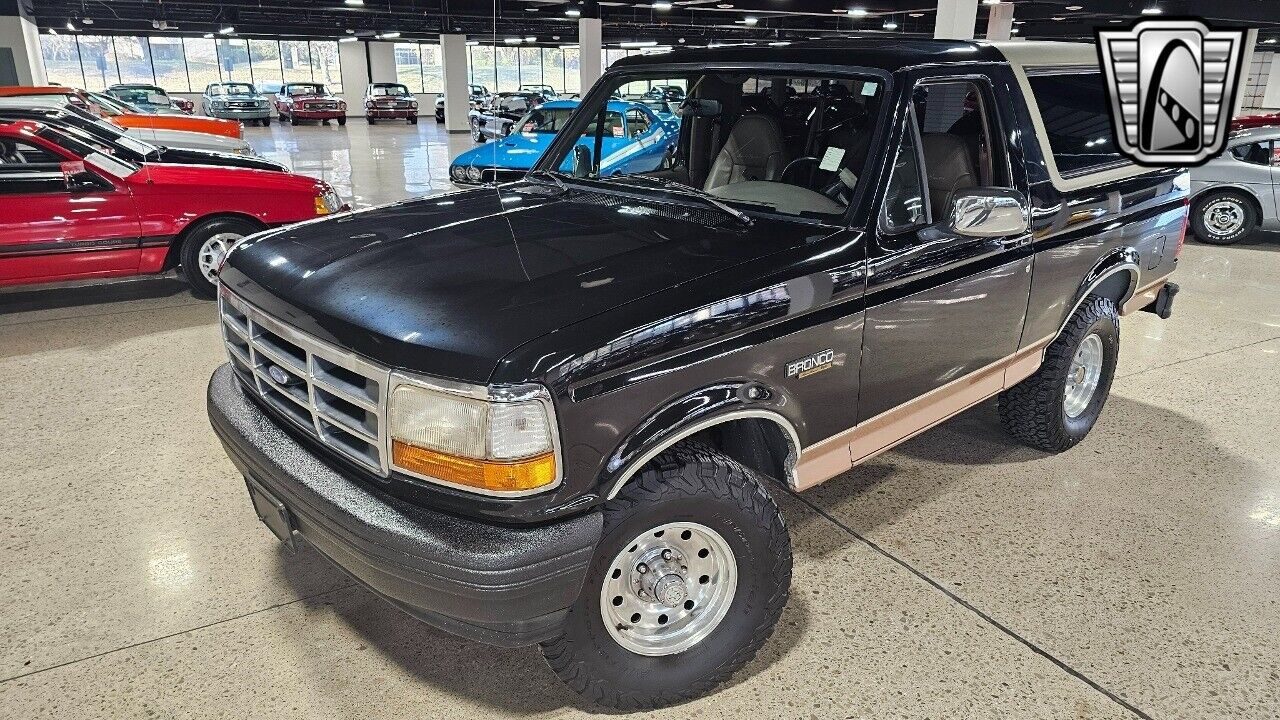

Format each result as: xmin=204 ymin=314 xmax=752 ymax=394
xmin=0 ymin=119 xmax=345 ymax=298
xmin=274 ymin=82 xmax=347 ymax=126
xmin=1230 ymin=112 xmax=1280 ymax=131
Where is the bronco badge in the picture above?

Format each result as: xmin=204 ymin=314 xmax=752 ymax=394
xmin=786 ymin=349 xmax=836 ymax=379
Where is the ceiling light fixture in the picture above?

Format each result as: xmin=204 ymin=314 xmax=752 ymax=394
xmin=1065 ymin=5 xmax=1083 ymax=9
xmin=653 ymin=1 xmax=673 ymax=9
xmin=620 ymin=40 xmax=658 ymax=47
xmin=769 ymin=40 xmax=790 ymax=46
xmin=65 ymin=20 xmax=77 ymax=31
xmin=504 ymin=37 xmax=521 ymax=44
xmin=847 ymin=7 xmax=868 ymax=16
xmin=1010 ymin=27 xmax=1019 ymax=33
xmin=883 ymin=19 xmax=898 ymax=29
xmin=82 ymin=17 xmax=93 ymax=25
xmin=524 ymin=35 xmax=537 ymax=42
xmin=1140 ymin=5 xmax=1162 ymax=14
xmin=346 ymin=28 xmax=355 ymax=33
xmin=467 ymin=40 xmax=480 ymax=45
xmin=717 ymin=3 xmax=734 ymax=8
xmin=909 ymin=12 xmax=925 ymax=17
xmin=339 ymin=36 xmax=358 ymax=42
xmin=344 ymin=0 xmax=365 ymax=5
xmin=527 ymin=6 xmax=538 ymax=10
xmin=742 ymin=16 xmax=758 ymax=25
xmin=48 ymin=28 xmax=57 ymax=35
xmin=218 ymin=25 xmax=235 ymax=34
xmin=1264 ymin=38 xmax=1278 ymax=44
xmin=982 ymin=0 xmax=1000 ymax=5
xmin=1052 ymin=16 xmax=1064 ymax=21
xmin=566 ymin=7 xmax=581 ymax=14
xmin=203 ymin=32 xmax=214 ymax=38
xmin=559 ymin=43 xmax=579 ymax=48
xmin=377 ymin=31 xmax=401 ymax=38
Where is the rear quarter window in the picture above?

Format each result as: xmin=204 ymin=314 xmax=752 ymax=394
xmin=1025 ymin=71 xmax=1128 ymax=176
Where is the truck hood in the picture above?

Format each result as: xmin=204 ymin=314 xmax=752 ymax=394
xmin=219 ymin=182 xmax=809 ymax=384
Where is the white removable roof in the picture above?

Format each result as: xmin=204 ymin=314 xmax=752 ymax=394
xmin=980 ymin=40 xmax=1156 ymax=192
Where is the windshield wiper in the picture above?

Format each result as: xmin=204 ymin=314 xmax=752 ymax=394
xmin=617 ymin=175 xmax=753 ymax=226
xmin=526 ymin=169 xmax=568 ymax=192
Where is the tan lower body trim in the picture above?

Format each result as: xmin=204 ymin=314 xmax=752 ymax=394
xmin=793 ymin=335 xmax=1054 ymax=491
xmin=1121 ymin=273 xmax=1173 ymax=315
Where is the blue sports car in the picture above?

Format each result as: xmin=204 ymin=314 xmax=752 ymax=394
xmin=449 ymin=100 xmax=680 ymax=185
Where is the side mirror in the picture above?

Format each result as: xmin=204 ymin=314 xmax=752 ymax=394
xmin=572 ymin=145 xmax=593 ymax=178
xmin=944 ymin=188 xmax=1029 ymax=238
xmin=60 ymin=161 xmax=106 ymax=193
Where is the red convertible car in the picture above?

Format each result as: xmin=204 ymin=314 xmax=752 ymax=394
xmin=0 ymin=120 xmax=345 ymax=298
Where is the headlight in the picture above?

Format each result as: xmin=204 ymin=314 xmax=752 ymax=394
xmin=212 ymin=100 xmax=226 ymax=108
xmin=450 ymin=165 xmax=466 ymax=181
xmin=465 ymin=165 xmax=482 ymax=182
xmin=338 ymin=101 xmax=347 ymax=110
xmin=314 ymin=188 xmax=343 ymax=215
xmin=410 ymin=101 xmax=417 ymax=109
xmin=388 ymin=380 xmax=558 ymax=494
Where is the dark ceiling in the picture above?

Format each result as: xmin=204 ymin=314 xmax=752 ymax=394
xmin=22 ymin=0 xmax=1280 ymax=46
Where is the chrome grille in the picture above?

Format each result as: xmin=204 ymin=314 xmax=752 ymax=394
xmin=305 ymin=101 xmax=338 ymax=110
xmin=219 ymin=290 xmax=389 ymax=474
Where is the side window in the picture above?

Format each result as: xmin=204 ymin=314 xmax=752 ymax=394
xmin=0 ymin=139 xmax=70 ymax=195
xmin=0 ymin=138 xmax=64 ymax=167
xmin=880 ymin=109 xmax=929 ymax=234
xmin=625 ymin=109 xmax=651 ymax=138
xmin=1024 ymin=71 xmax=1126 ymax=175
xmin=1230 ymin=141 xmax=1272 ymax=165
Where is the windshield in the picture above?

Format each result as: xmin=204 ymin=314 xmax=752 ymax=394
xmin=109 ymin=87 xmax=167 ymax=104
xmin=371 ymin=84 xmax=410 ymax=96
xmin=537 ymin=71 xmax=884 ymax=222
xmin=287 ymin=84 xmax=324 ymax=96
xmin=515 ymin=107 xmax=576 ymax=134
xmin=87 ymin=92 xmax=141 ymax=115
xmin=36 ymin=127 xmax=140 ymax=174
xmin=211 ymin=83 xmax=255 ymax=96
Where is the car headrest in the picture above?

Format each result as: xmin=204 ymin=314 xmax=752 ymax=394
xmin=676 ymin=98 xmax=723 ymax=118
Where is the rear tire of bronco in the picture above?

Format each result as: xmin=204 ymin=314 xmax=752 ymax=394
xmin=540 ymin=442 xmax=791 ymax=710
xmin=998 ymin=295 xmax=1119 ymax=452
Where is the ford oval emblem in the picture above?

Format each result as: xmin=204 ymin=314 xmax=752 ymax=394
xmin=268 ymin=365 xmax=290 ymax=385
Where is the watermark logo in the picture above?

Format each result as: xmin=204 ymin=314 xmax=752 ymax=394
xmin=1097 ymin=19 xmax=1246 ymax=166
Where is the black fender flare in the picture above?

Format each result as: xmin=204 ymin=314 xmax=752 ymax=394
xmin=1057 ymin=247 xmax=1140 ymax=337
xmin=600 ymin=381 xmax=802 ymax=500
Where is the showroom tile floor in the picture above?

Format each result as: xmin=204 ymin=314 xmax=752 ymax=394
xmin=1 ymin=124 xmax=1278 ymax=719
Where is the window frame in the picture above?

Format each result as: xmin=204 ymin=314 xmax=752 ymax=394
xmin=1021 ymin=65 xmax=1134 ymax=180
xmin=878 ymin=102 xmax=932 ymax=236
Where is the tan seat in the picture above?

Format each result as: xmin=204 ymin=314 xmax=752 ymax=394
xmin=703 ymin=114 xmax=785 ymax=191
xmin=920 ymin=133 xmax=978 ymax=214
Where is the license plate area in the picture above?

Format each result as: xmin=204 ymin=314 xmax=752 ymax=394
xmin=245 ymin=477 xmax=298 ymax=552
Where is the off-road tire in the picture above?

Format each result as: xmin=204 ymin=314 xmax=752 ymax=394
xmin=540 ymin=442 xmax=791 ymax=711
xmin=179 ymin=217 xmax=261 ymax=300
xmin=409 ymin=115 xmax=418 ymax=125
xmin=289 ymin=115 xmax=299 ymax=126
xmin=999 ymin=295 xmax=1119 ymax=452
xmin=261 ymin=117 xmax=271 ymax=127
xmin=1191 ymin=190 xmax=1256 ymax=245
xmin=337 ymin=117 xmax=347 ymax=126
xmin=366 ymin=116 xmax=376 ymax=125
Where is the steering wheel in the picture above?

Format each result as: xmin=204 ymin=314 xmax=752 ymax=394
xmin=780 ymin=156 xmax=820 ymax=188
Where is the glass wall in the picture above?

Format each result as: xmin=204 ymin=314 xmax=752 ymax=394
xmin=467 ymin=45 xmax=581 ymax=95
xmin=392 ymin=43 xmax=443 ymax=94
xmin=36 ymin=34 xmax=342 ymax=94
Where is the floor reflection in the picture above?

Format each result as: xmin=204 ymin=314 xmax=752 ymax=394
xmin=243 ymin=120 xmax=479 ymax=208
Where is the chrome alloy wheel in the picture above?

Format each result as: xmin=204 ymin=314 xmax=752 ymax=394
xmin=600 ymin=522 xmax=738 ymax=657
xmin=197 ymin=232 xmax=243 ymax=284
xmin=1204 ymin=199 xmax=1245 ymax=237
xmin=1064 ymin=332 xmax=1104 ymax=419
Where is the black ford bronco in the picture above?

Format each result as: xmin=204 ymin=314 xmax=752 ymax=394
xmin=208 ymin=39 xmax=1184 ymax=710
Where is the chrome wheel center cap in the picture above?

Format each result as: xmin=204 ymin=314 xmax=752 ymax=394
xmin=653 ymin=574 xmax=688 ymax=608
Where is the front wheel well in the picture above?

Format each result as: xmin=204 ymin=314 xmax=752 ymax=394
xmin=162 ymin=213 xmax=269 ymax=271
xmin=682 ymin=417 xmax=797 ymax=487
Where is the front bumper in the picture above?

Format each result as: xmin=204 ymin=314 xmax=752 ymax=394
xmin=288 ymin=109 xmax=346 ymax=120
xmin=207 ymin=363 xmax=602 ymax=646
xmin=367 ymin=107 xmax=417 ymax=118
xmin=209 ymin=107 xmax=272 ymax=120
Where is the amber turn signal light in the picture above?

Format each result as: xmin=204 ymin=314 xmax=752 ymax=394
xmin=391 ymin=440 xmax=556 ymax=493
